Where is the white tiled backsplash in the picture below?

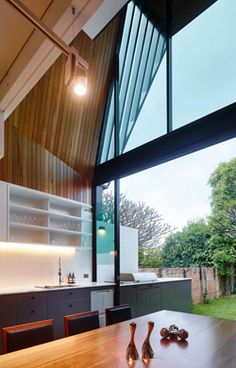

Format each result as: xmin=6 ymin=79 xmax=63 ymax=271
xmin=0 ymin=246 xmax=92 ymax=287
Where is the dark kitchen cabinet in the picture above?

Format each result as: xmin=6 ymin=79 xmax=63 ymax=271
xmin=120 ymin=280 xmax=191 ymax=318
xmin=0 ymin=295 xmax=17 ymax=354
xmin=161 ymin=281 xmax=192 ymax=313
xmin=47 ymin=288 xmax=91 ymax=339
xmin=120 ymin=285 xmax=137 ymax=317
xmin=120 ymin=283 xmax=162 ymax=318
xmin=136 ymin=285 xmax=151 ymax=317
xmin=136 ymin=284 xmax=161 ymax=317
xmin=16 ymin=292 xmax=47 ymax=324
xmin=0 ymin=288 xmax=91 ymax=352
xmin=149 ymin=284 xmax=161 ymax=313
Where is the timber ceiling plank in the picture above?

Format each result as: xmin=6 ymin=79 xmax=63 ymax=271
xmin=8 ymin=14 xmax=120 ymax=181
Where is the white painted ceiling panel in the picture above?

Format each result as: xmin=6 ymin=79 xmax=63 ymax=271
xmin=83 ymin=0 xmax=129 ymax=39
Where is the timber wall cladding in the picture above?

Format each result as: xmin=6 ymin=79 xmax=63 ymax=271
xmin=0 ymin=121 xmax=91 ymax=204
xmin=8 ymin=16 xmax=120 ymax=180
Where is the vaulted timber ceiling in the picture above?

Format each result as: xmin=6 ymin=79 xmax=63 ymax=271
xmin=6 ymin=14 xmax=121 ymax=180
xmin=0 ymin=0 xmax=52 ymax=82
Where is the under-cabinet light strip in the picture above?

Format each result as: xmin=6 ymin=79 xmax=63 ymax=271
xmin=0 ymin=242 xmax=76 ymax=255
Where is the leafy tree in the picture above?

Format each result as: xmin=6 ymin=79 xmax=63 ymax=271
xmin=139 ymin=248 xmax=163 ymax=268
xmin=102 ymin=191 xmax=172 ymax=250
xmin=208 ymin=158 xmax=236 ymax=277
xmin=162 ymin=219 xmax=212 ymax=267
xmin=208 ymin=157 xmax=236 ymax=239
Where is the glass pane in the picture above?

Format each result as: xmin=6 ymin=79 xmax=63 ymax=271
xmin=119 ymin=2 xmax=135 ymax=75
xmin=119 ymin=6 xmax=167 ymax=154
xmin=173 ymin=0 xmax=236 ymax=129
xmin=98 ymin=87 xmax=115 ymax=164
xmin=96 ymin=182 xmax=115 ymax=282
xmin=98 ymin=1 xmax=167 ymax=162
xmin=123 ymin=54 xmax=167 ymax=153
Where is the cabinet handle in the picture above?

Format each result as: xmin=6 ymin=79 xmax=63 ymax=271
xmin=31 ymin=310 xmax=35 ymax=313
xmin=31 ymin=296 xmax=35 ymax=300
xmin=69 ymin=292 xmax=73 ymax=296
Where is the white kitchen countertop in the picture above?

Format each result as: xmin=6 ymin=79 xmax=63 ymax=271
xmin=0 ymin=278 xmax=191 ymax=295
xmin=120 ymin=277 xmax=191 ymax=286
xmin=0 ymin=282 xmax=115 ymax=295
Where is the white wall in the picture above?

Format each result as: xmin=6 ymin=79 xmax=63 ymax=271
xmin=0 ymin=245 xmax=92 ymax=288
xmin=120 ymin=225 xmax=138 ymax=274
xmin=0 ymin=225 xmax=138 ymax=287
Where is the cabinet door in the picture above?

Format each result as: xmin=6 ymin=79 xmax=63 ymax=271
xmin=149 ymin=284 xmax=161 ymax=313
xmin=17 ymin=292 xmax=47 ymax=307
xmin=161 ymin=281 xmax=192 ymax=313
xmin=17 ymin=305 xmax=47 ymax=324
xmin=47 ymin=288 xmax=89 ymax=304
xmin=16 ymin=292 xmax=47 ymax=324
xmin=136 ymin=285 xmax=150 ymax=317
xmin=0 ymin=295 xmax=17 ymax=354
xmin=47 ymin=289 xmax=91 ymax=339
xmin=47 ymin=299 xmax=91 ymax=324
xmin=120 ymin=286 xmax=137 ymax=318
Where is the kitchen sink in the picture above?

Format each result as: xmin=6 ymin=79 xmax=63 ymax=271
xmin=34 ymin=284 xmax=80 ymax=289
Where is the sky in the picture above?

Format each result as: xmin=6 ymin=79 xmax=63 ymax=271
xmin=120 ymin=137 xmax=236 ymax=232
xmin=125 ymin=0 xmax=236 ymax=153
xmin=119 ymin=0 xmax=236 ymax=233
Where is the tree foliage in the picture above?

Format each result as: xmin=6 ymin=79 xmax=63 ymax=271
xmin=208 ymin=157 xmax=236 ymax=275
xmin=161 ymin=219 xmax=212 ymax=267
xmin=102 ymin=157 xmax=236 ymax=275
xmin=102 ymin=192 xmax=172 ymax=250
xmin=161 ymin=157 xmax=236 ymax=282
xmin=139 ymin=248 xmax=163 ymax=268
xmin=208 ymin=157 xmax=236 ymax=239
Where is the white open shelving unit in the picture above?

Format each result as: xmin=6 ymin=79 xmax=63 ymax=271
xmin=0 ymin=181 xmax=92 ymax=248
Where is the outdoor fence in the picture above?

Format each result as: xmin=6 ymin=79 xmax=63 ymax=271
xmin=139 ymin=267 xmax=225 ymax=304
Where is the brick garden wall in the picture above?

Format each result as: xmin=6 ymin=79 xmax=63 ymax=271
xmin=139 ymin=267 xmax=221 ymax=304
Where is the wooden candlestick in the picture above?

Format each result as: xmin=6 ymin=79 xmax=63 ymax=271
xmin=141 ymin=321 xmax=155 ymax=360
xmin=126 ymin=322 xmax=139 ymax=361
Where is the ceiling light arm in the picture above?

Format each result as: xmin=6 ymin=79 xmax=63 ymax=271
xmin=6 ymin=0 xmax=89 ymax=70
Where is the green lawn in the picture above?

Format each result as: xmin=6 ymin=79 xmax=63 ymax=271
xmin=192 ymin=295 xmax=236 ymax=320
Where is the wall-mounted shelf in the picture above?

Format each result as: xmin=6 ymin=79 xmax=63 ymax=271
xmin=0 ymin=181 xmax=92 ymax=248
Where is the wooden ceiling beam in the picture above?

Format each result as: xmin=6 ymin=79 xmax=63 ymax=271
xmin=0 ymin=0 xmax=104 ymax=122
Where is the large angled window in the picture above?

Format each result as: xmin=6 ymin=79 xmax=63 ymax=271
xmin=98 ymin=1 xmax=167 ymax=163
xmin=172 ymin=0 xmax=236 ymax=129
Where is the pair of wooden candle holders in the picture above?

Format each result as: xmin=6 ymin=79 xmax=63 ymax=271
xmin=126 ymin=321 xmax=155 ymax=363
xmin=126 ymin=321 xmax=189 ymax=363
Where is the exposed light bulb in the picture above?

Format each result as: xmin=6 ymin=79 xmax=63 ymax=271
xmin=74 ymin=84 xmax=86 ymax=96
xmin=65 ymin=50 xmax=89 ymax=96
xmin=73 ymin=75 xmax=87 ymax=96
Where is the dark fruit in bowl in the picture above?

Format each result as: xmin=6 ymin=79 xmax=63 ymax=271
xmin=178 ymin=329 xmax=189 ymax=340
xmin=169 ymin=324 xmax=179 ymax=334
xmin=160 ymin=327 xmax=170 ymax=338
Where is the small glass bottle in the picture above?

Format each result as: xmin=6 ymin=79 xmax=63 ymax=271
xmin=68 ymin=273 xmax=72 ymax=284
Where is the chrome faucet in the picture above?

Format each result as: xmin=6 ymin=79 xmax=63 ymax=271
xmin=58 ymin=257 xmax=63 ymax=285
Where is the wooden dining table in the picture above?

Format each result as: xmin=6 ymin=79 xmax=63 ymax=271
xmin=0 ymin=310 xmax=235 ymax=368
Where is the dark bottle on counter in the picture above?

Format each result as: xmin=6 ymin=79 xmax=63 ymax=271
xmin=68 ymin=273 xmax=73 ymax=284
xmin=72 ymin=272 xmax=76 ymax=284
